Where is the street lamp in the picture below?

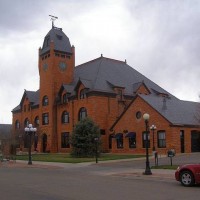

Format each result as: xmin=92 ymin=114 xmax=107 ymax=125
xmin=143 ymin=113 xmax=152 ymax=175
xmin=94 ymin=137 xmax=99 ymax=163
xmin=150 ymin=124 xmax=158 ymax=166
xmin=150 ymin=125 xmax=157 ymax=151
xmin=24 ymin=124 xmax=37 ymax=165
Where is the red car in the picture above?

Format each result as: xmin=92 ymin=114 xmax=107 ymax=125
xmin=175 ymin=164 xmax=200 ymax=186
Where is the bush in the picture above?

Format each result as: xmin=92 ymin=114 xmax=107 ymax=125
xmin=70 ymin=117 xmax=101 ymax=157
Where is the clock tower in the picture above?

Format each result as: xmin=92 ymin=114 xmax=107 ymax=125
xmin=38 ymin=24 xmax=75 ymax=152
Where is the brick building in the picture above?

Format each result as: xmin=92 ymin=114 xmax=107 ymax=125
xmin=12 ymin=23 xmax=200 ymax=154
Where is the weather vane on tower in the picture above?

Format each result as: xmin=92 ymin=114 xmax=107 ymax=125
xmin=49 ymin=15 xmax=58 ymax=28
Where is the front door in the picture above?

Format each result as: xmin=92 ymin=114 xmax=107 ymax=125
xmin=42 ymin=134 xmax=47 ymax=153
xmin=191 ymin=131 xmax=200 ymax=152
xmin=180 ymin=130 xmax=185 ymax=153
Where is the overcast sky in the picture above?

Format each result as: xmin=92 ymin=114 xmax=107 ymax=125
xmin=0 ymin=0 xmax=200 ymax=124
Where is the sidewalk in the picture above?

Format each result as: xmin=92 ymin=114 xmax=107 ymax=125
xmin=0 ymin=158 xmax=176 ymax=180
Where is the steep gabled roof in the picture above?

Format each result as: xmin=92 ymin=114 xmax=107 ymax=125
xmin=12 ymin=90 xmax=39 ymax=112
xmin=139 ymin=94 xmax=200 ymax=126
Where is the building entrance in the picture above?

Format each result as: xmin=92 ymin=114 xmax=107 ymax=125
xmin=42 ymin=134 xmax=47 ymax=153
xmin=191 ymin=131 xmax=200 ymax=152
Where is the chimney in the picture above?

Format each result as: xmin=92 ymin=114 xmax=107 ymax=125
xmin=162 ymin=97 xmax=167 ymax=110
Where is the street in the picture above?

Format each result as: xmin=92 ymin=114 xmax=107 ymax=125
xmin=0 ymin=153 xmax=199 ymax=200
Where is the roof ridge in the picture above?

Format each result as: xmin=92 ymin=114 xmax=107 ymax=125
xmin=75 ymin=56 xmax=126 ymax=68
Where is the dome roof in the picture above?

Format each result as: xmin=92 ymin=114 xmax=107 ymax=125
xmin=40 ymin=26 xmax=72 ymax=55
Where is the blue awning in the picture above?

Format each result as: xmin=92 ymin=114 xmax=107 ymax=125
xmin=125 ymin=132 xmax=136 ymax=138
xmin=115 ymin=133 xmax=123 ymax=139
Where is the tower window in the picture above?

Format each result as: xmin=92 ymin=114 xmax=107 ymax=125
xmin=24 ymin=118 xmax=29 ymax=127
xmin=15 ymin=120 xmax=20 ymax=129
xmin=56 ymin=34 xmax=62 ymax=40
xmin=42 ymin=113 xmax=49 ymax=125
xmin=42 ymin=96 xmax=49 ymax=106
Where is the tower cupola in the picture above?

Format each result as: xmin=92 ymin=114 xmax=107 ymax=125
xmin=40 ymin=26 xmax=72 ymax=56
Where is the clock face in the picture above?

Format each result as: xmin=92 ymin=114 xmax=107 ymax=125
xmin=59 ymin=62 xmax=67 ymax=71
xmin=43 ymin=63 xmax=48 ymax=71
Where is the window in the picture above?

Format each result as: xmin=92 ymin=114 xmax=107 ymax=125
xmin=115 ymin=133 xmax=123 ymax=149
xmin=157 ymin=131 xmax=166 ymax=148
xmin=15 ymin=120 xmax=20 ymax=129
xmin=42 ymin=96 xmax=49 ymax=106
xmin=62 ymin=111 xmax=69 ymax=123
xmin=34 ymin=116 xmax=39 ymax=126
xmin=136 ymin=111 xmax=142 ymax=119
xmin=42 ymin=113 xmax=49 ymax=125
xmin=56 ymin=34 xmax=62 ymax=40
xmin=61 ymin=132 xmax=70 ymax=148
xmin=79 ymin=107 xmax=87 ymax=121
xmin=63 ymin=93 xmax=68 ymax=103
xmin=126 ymin=132 xmax=136 ymax=148
xmin=117 ymin=89 xmax=123 ymax=100
xmin=24 ymin=118 xmax=29 ymax=127
xmin=80 ymin=89 xmax=87 ymax=99
xmin=142 ymin=131 xmax=150 ymax=148
xmin=129 ymin=137 xmax=136 ymax=148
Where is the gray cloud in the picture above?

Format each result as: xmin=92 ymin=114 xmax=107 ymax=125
xmin=0 ymin=0 xmax=199 ymax=123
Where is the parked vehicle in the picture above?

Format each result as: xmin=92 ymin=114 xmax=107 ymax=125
xmin=175 ymin=164 xmax=200 ymax=186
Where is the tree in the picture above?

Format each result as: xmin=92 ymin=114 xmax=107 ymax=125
xmin=70 ymin=117 xmax=101 ymax=157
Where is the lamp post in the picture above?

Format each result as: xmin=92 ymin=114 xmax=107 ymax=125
xmin=143 ymin=113 xmax=152 ymax=175
xmin=24 ymin=124 xmax=37 ymax=165
xmin=150 ymin=124 xmax=158 ymax=166
xmin=94 ymin=137 xmax=99 ymax=163
xmin=150 ymin=125 xmax=156 ymax=151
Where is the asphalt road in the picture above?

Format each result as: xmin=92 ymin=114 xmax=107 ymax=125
xmin=0 ymin=153 xmax=199 ymax=200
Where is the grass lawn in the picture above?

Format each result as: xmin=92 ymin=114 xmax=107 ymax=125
xmin=151 ymin=165 xmax=178 ymax=170
xmin=16 ymin=153 xmax=145 ymax=163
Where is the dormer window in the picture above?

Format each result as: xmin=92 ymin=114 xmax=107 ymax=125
xmin=56 ymin=34 xmax=62 ymax=40
xmin=80 ymin=89 xmax=87 ymax=99
xmin=117 ymin=89 xmax=123 ymax=101
xmin=63 ymin=93 xmax=68 ymax=103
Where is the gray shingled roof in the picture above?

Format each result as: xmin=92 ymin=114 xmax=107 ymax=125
xmin=140 ymin=94 xmax=199 ymax=126
xmin=0 ymin=124 xmax=12 ymax=138
xmin=12 ymin=90 xmax=39 ymax=112
xmin=40 ymin=27 xmax=72 ymax=55
xmin=72 ymin=56 xmax=177 ymax=98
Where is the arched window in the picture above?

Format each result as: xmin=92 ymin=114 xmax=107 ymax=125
xmin=34 ymin=116 xmax=39 ymax=126
xmin=24 ymin=118 xmax=29 ymax=127
xmin=79 ymin=107 xmax=87 ymax=121
xmin=42 ymin=95 xmax=49 ymax=106
xmin=15 ymin=120 xmax=20 ymax=129
xmin=80 ymin=89 xmax=87 ymax=99
xmin=62 ymin=111 xmax=69 ymax=123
